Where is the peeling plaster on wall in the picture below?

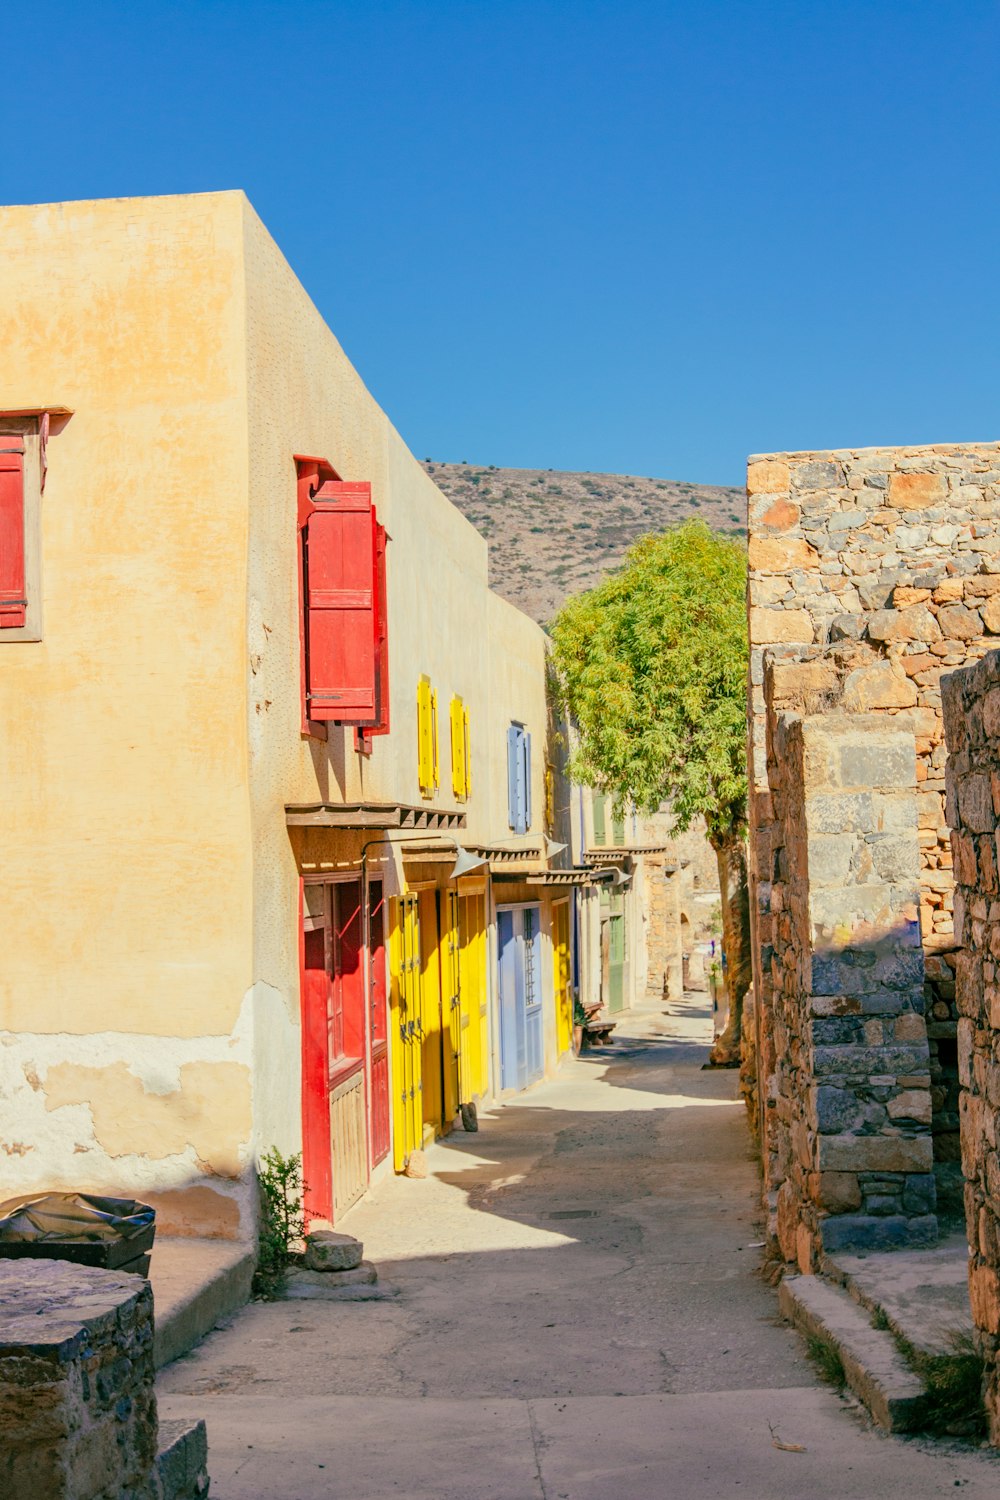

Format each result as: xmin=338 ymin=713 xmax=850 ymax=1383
xmin=43 ymin=1060 xmax=251 ymax=1171
xmin=0 ymin=987 xmax=263 ymax=1230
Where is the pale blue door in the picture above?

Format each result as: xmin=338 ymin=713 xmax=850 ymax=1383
xmin=523 ymin=906 xmax=543 ymax=1085
xmin=498 ymin=908 xmax=525 ymax=1091
xmin=498 ymin=906 xmax=544 ymax=1092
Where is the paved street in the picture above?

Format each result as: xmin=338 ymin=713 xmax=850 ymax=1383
xmin=158 ymin=995 xmax=1000 ymax=1498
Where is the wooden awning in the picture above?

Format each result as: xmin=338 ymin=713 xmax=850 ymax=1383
xmin=492 ymin=867 xmax=610 ymax=887
xmin=584 ymin=849 xmax=676 ymax=871
xmin=285 ymin=802 xmax=466 ymax=831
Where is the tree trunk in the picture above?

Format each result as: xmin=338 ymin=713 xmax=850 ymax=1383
xmin=708 ymin=831 xmax=751 ymax=1067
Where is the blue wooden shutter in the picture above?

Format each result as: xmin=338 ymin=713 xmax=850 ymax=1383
xmin=507 ymin=726 xmax=521 ymax=831
xmin=522 ymin=731 xmax=532 ymax=830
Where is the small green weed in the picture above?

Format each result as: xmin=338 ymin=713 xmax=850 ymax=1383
xmin=871 ymin=1306 xmax=890 ymax=1332
xmin=916 ymin=1332 xmax=986 ymax=1438
xmin=806 ymin=1333 xmax=846 ymax=1390
xmin=254 ymin=1148 xmax=307 ymax=1299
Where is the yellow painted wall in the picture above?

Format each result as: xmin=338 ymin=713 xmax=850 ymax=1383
xmin=238 ymin=200 xmax=555 ymax=1154
xmin=0 ymin=192 xmax=255 ymax=1234
xmin=0 ymin=190 xmax=560 ymax=1229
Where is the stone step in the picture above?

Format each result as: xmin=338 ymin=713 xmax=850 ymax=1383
xmin=820 ymin=1234 xmax=973 ymax=1362
xmin=779 ymin=1274 xmax=926 ymax=1432
xmin=282 ymin=1261 xmax=397 ymax=1301
xmin=150 ymin=1237 xmax=255 ymax=1369
xmin=156 ymin=1416 xmax=209 ymax=1499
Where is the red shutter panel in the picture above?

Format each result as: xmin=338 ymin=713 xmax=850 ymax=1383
xmin=372 ymin=517 xmax=390 ymax=734
xmin=305 ymin=481 xmax=377 ymax=723
xmin=0 ymin=439 xmax=26 ymax=628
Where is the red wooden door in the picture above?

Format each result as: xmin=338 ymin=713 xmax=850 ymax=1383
xmin=301 ymin=878 xmax=393 ymax=1221
xmin=330 ymin=880 xmax=365 ymax=1083
xmin=301 ymin=895 xmax=334 ymax=1224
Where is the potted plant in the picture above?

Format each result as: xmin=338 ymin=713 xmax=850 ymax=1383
xmin=572 ymin=997 xmax=586 ymax=1054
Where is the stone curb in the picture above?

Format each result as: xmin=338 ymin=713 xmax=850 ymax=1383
xmin=779 ymin=1275 xmax=926 ymax=1432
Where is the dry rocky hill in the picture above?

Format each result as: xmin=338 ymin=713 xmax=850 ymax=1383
xmin=422 ymin=460 xmax=744 ymax=625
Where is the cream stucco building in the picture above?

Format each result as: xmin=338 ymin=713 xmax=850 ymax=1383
xmin=0 ymin=191 xmax=653 ymax=1240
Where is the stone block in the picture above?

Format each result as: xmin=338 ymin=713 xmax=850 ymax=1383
xmin=810 ymin=950 xmax=877 ymax=998
xmin=819 ymin=1213 xmax=938 ymax=1252
xmin=888 ymin=472 xmax=948 ymax=510
xmin=814 ymin=1171 xmax=862 ymax=1212
xmin=748 ymin=535 xmax=819 ymax=571
xmin=807 ymin=833 xmax=858 ymax=886
xmin=830 ymin=615 xmax=864 ymax=641
xmin=768 ymin=659 xmax=840 ymax=702
xmin=750 ymin=607 xmax=814 ymax=644
xmin=757 ymin=497 xmax=800 ymax=531
xmin=813 ymin=1085 xmax=864 ymax=1133
xmin=887 ymin=1090 xmax=933 ymax=1125
xmin=808 ymin=884 xmax=896 ymax=932
xmin=981 ymin=685 xmax=1000 ymax=736
xmin=157 ymin=1418 xmax=210 ymax=1500
xmin=791 ymin=460 xmax=845 ymax=492
xmin=837 ymin=736 xmax=916 ymax=792
xmin=938 ymin=603 xmax=985 ymax=641
xmin=874 ymin=947 xmax=924 ymax=990
xmin=841 ymin=663 xmax=918 ymax=711
xmin=806 ymin=792 xmax=874 ymax=834
xmin=958 ymin=773 xmax=996 ymax=833
xmin=867 ymin=606 xmax=941 ymax=644
xmin=814 ymin=1042 xmax=930 ymax=1082
xmin=970 ymin=1263 xmax=1000 ymax=1335
xmin=303 ymin=1231 xmax=364 ymax=1272
xmin=869 ymin=833 xmax=920 ymax=883
xmin=818 ymin=1133 xmax=934 ymax=1173
xmin=281 ymin=1264 xmax=387 ymax=1301
xmin=747 ymin=458 xmax=790 ymax=495
xmin=893 ymin=1013 xmax=927 ymax=1043
xmin=811 ymin=1016 xmax=865 ymax=1045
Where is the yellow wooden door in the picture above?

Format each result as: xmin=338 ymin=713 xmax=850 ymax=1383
xmin=419 ymin=888 xmax=446 ymax=1142
xmin=389 ymin=894 xmax=424 ymax=1171
xmin=444 ymin=890 xmax=463 ymax=1121
xmin=553 ymin=899 xmax=573 ymax=1056
xmin=458 ymin=891 xmax=489 ymax=1098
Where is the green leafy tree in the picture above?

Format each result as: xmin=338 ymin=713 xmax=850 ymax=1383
xmin=550 ymin=519 xmax=749 ymax=1063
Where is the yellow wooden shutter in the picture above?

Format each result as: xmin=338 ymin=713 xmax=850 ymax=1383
xmin=450 ymin=696 xmax=466 ymax=800
xmin=418 ymin=676 xmax=433 ymax=795
xmin=431 ymin=688 xmax=439 ymax=790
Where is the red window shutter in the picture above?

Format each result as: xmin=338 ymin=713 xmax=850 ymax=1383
xmin=371 ymin=517 xmax=390 ymax=734
xmin=0 ymin=438 xmax=26 ymax=628
xmin=305 ymin=481 xmax=377 ymax=723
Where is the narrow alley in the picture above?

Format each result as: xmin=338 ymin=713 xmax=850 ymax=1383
xmin=157 ymin=997 xmax=1000 ymax=1499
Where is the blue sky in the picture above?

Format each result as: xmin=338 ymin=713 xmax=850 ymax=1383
xmin=3 ymin=1 xmax=998 ymax=485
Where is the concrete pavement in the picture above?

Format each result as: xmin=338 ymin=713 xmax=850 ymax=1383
xmin=158 ymin=994 xmax=1000 ymax=1497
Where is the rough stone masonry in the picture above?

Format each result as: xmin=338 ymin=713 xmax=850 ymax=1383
xmin=747 ymin=442 xmax=1000 ymax=1260
xmin=0 ymin=1258 xmax=207 ymax=1499
xmin=943 ymin=651 xmax=1000 ymax=1442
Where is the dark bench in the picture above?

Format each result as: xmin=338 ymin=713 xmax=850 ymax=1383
xmin=583 ymin=1016 xmax=617 ymax=1045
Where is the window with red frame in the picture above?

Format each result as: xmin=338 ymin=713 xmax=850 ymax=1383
xmin=296 ymin=458 xmax=389 ymax=733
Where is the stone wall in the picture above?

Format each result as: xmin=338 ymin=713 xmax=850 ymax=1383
xmin=748 ymin=442 xmax=1000 ymax=1252
xmin=0 ymin=1259 xmax=207 ymax=1499
xmin=942 ymin=651 xmax=1000 ymax=1439
xmin=761 ymin=699 xmax=935 ymax=1266
xmin=641 ymin=854 xmax=684 ymax=999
